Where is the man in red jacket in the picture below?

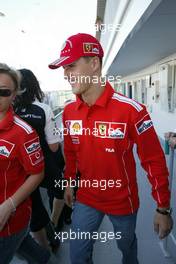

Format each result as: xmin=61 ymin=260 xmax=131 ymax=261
xmin=49 ymin=33 xmax=173 ymax=264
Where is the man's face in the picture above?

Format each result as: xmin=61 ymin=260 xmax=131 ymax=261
xmin=63 ymin=57 xmax=94 ymax=95
xmin=0 ymin=73 xmax=16 ymax=114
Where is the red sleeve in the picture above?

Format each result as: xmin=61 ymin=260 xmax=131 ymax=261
xmin=18 ymin=129 xmax=44 ymax=175
xmin=63 ymin=110 xmax=77 ymax=180
xmin=130 ymin=105 xmax=170 ymax=208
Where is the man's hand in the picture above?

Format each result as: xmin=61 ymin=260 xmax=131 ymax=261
xmin=164 ymin=132 xmax=176 ymax=148
xmin=64 ymin=185 xmax=74 ymax=208
xmin=164 ymin=132 xmax=176 ymax=140
xmin=0 ymin=199 xmax=14 ymax=231
xmin=168 ymin=136 xmax=176 ymax=149
xmin=154 ymin=212 xmax=173 ymax=239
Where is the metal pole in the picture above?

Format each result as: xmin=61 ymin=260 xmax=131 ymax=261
xmin=159 ymin=147 xmax=175 ymax=257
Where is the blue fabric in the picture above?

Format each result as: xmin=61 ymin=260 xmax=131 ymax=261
xmin=0 ymin=226 xmax=28 ymax=264
xmin=70 ymin=202 xmax=139 ymax=264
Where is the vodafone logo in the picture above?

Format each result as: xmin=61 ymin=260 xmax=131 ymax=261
xmin=24 ymin=137 xmax=40 ymax=154
xmin=26 ymin=142 xmax=40 ymax=153
xmin=135 ymin=114 xmax=153 ymax=135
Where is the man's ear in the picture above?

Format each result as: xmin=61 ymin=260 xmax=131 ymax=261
xmin=90 ymin=56 xmax=100 ymax=72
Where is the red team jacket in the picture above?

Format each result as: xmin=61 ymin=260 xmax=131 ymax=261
xmin=0 ymin=107 xmax=44 ymax=237
xmin=63 ymin=82 xmax=170 ymax=215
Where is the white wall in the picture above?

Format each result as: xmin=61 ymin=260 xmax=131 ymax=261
xmin=150 ymin=104 xmax=176 ymax=139
xmin=122 ymin=53 xmax=176 ymax=139
xmin=101 ymin=0 xmax=154 ymax=75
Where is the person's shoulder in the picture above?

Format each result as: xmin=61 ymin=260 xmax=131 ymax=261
xmin=13 ymin=114 xmax=34 ymax=135
xmin=111 ymin=92 xmax=144 ymax=113
xmin=64 ymin=99 xmax=76 ymax=111
xmin=33 ymin=101 xmax=53 ymax=120
xmin=33 ymin=101 xmax=51 ymax=112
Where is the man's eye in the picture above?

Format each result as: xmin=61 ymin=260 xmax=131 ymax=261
xmin=69 ymin=64 xmax=75 ymax=68
xmin=64 ymin=65 xmax=74 ymax=70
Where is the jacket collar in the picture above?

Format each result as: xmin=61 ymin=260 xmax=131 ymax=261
xmin=75 ymin=82 xmax=114 ymax=110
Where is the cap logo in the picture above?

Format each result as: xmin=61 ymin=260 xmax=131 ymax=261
xmin=83 ymin=43 xmax=99 ymax=54
xmin=61 ymin=39 xmax=73 ymax=52
xmin=84 ymin=43 xmax=92 ymax=52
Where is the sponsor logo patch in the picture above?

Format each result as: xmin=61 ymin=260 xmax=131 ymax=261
xmin=29 ymin=150 xmax=44 ymax=165
xmin=135 ymin=114 xmax=153 ymax=135
xmin=0 ymin=140 xmax=14 ymax=157
xmin=24 ymin=137 xmax=40 ymax=154
xmin=83 ymin=43 xmax=99 ymax=54
xmin=98 ymin=123 xmax=107 ymax=136
xmin=66 ymin=120 xmax=83 ymax=135
xmin=105 ymin=148 xmax=115 ymax=153
xmin=71 ymin=136 xmax=80 ymax=144
xmin=94 ymin=121 xmax=126 ymax=139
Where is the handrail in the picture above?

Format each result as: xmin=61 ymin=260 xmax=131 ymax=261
xmin=159 ymin=146 xmax=176 ymax=258
xmin=53 ymin=110 xmax=63 ymax=120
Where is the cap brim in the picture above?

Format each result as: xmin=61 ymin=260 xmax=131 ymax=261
xmin=48 ymin=56 xmax=71 ymax=69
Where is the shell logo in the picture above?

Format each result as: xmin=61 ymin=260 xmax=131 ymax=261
xmin=72 ymin=122 xmax=81 ymax=132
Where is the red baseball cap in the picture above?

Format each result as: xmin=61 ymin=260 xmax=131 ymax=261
xmin=48 ymin=33 xmax=104 ymax=69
